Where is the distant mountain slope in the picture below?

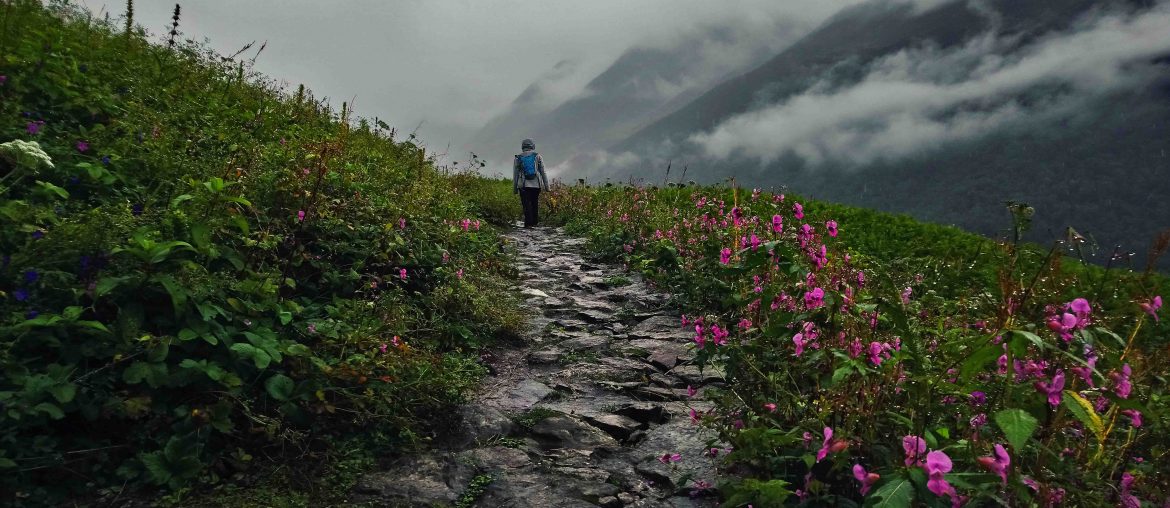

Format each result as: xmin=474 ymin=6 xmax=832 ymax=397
xmin=469 ymin=21 xmax=800 ymax=167
xmin=603 ymin=0 xmax=1170 ymax=267
xmin=616 ymin=0 xmax=1111 ymax=152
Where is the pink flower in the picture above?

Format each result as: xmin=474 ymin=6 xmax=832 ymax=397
xmin=1034 ymin=370 xmax=1065 ymax=406
xmin=815 ymin=427 xmax=833 ymax=462
xmin=1119 ymin=473 xmax=1140 ymax=508
xmin=867 ymin=341 xmax=888 ymax=366
xmin=658 ymin=453 xmax=681 ymax=464
xmin=687 ymin=385 xmax=697 ymax=398
xmin=772 ymin=214 xmax=783 ymax=233
xmin=1110 ymin=364 xmax=1132 ymax=399
xmin=399 ymin=268 xmax=407 ymax=280
xmin=1122 ymin=409 xmax=1142 ymax=428
xmin=711 ymin=324 xmax=729 ymax=346
xmin=749 ymin=233 xmax=760 ymax=251
xmin=901 ymin=287 xmax=912 ymax=305
xmin=297 ymin=210 xmax=305 ymax=222
xmin=793 ymin=202 xmax=804 ymax=220
xmin=689 ymin=408 xmax=702 ymax=424
xmin=826 ymin=220 xmax=838 ymax=237
xmin=793 ymin=333 xmax=807 ymax=357
xmin=398 ymin=217 xmax=407 ymax=230
xmin=1139 ymin=295 xmax=1162 ymax=322
xmin=379 ymin=343 xmax=388 ymax=353
xmin=391 ymin=335 xmax=401 ymax=347
xmin=456 ymin=268 xmax=464 ymax=279
xmin=924 ymin=450 xmax=955 ymax=497
xmin=903 ymin=435 xmax=927 ymax=466
xmin=804 ymin=287 xmax=825 ymax=309
xmin=1069 ymin=297 xmax=1091 ymax=320
xmin=764 ymin=403 xmax=777 ymax=413
xmin=977 ymin=444 xmax=1011 ymax=485
xmin=853 ymin=464 xmax=880 ymax=495
xmin=720 ymin=248 xmax=732 ymax=265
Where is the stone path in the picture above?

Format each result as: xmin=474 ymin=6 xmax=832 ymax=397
xmin=350 ymin=226 xmax=726 ymax=507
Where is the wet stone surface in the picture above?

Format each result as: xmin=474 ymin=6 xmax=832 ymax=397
xmin=349 ymin=225 xmax=724 ymax=507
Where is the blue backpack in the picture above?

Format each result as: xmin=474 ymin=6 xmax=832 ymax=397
xmin=518 ymin=153 xmax=538 ymax=179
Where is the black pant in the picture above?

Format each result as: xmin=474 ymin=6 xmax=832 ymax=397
xmin=520 ymin=187 xmax=540 ymax=227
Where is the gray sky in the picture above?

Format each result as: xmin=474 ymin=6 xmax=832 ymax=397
xmin=89 ymin=0 xmax=858 ymax=156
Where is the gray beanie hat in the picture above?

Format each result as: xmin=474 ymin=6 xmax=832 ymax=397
xmin=521 ymin=138 xmax=535 ymax=150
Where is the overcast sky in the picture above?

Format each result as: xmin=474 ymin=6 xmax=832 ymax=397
xmin=88 ymin=0 xmax=858 ymax=155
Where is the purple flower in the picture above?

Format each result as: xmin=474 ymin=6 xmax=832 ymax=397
xmin=31 ymin=230 xmax=44 ymax=240
xmin=771 ymin=214 xmax=783 ymax=233
xmin=1139 ymin=295 xmax=1162 ymax=322
xmin=24 ymin=270 xmax=39 ymax=283
xmin=76 ymin=140 xmax=89 ymax=152
xmin=1110 ymin=364 xmax=1132 ymax=399
xmin=903 ymin=435 xmax=927 ymax=466
xmin=26 ymin=310 xmax=39 ymax=319
xmin=853 ymin=464 xmax=879 ymax=496
xmin=13 ymin=288 xmax=29 ymax=301
xmin=131 ymin=204 xmax=144 ymax=216
xmin=826 ymin=220 xmax=838 ymax=237
xmin=26 ymin=121 xmax=45 ymax=135
xmin=719 ymin=247 xmax=731 ymax=265
xmin=924 ymin=450 xmax=955 ymax=497
xmin=0 ymin=75 xmax=7 ymax=85
xmin=101 ymin=155 xmax=111 ymax=165
xmin=297 ymin=210 xmax=305 ymax=222
xmin=969 ymin=391 xmax=987 ymax=406
xmin=1122 ymin=409 xmax=1142 ymax=428
xmin=658 ymin=453 xmax=681 ymax=464
xmin=1034 ymin=369 xmax=1065 ymax=406
xmin=1120 ymin=473 xmax=1140 ymax=508
xmin=977 ymin=444 xmax=1011 ymax=485
xmin=803 ymin=287 xmax=825 ymax=309
xmin=815 ymin=427 xmax=833 ymax=462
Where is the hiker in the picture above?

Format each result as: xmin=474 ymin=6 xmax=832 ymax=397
xmin=513 ymin=138 xmax=549 ymax=228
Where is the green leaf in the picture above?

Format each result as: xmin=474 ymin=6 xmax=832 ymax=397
xmin=278 ymin=310 xmax=293 ymax=325
xmin=265 ymin=374 xmax=295 ymax=401
xmin=170 ymin=194 xmax=194 ymax=208
xmin=0 ymin=458 xmax=17 ymax=469
xmin=48 ymin=383 xmax=77 ymax=404
xmin=230 ymin=343 xmax=272 ymax=369
xmin=155 ymin=274 xmax=188 ymax=315
xmin=34 ymin=402 xmax=65 ymax=419
xmin=34 ymin=180 xmax=70 ymax=199
xmin=994 ymin=408 xmax=1039 ymax=452
xmin=178 ymin=328 xmax=199 ymax=341
xmin=95 ymin=276 xmax=132 ymax=297
xmin=869 ymin=475 xmax=914 ymax=508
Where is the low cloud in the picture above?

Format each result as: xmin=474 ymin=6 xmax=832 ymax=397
xmin=689 ymin=2 xmax=1170 ymax=168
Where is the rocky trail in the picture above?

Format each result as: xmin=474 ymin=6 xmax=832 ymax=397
xmin=350 ymin=226 xmax=727 ymax=507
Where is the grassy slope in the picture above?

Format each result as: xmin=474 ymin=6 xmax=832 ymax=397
xmin=539 ymin=181 xmax=1168 ymax=506
xmin=0 ymin=3 xmax=523 ymax=506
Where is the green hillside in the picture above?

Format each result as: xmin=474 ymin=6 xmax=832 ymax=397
xmin=1 ymin=2 xmax=521 ymax=505
xmin=540 ymin=182 xmax=1168 ymax=506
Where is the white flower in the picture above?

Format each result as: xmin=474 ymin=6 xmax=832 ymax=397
xmin=0 ymin=139 xmax=55 ymax=171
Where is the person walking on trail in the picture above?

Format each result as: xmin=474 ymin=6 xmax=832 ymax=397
xmin=514 ymin=138 xmax=549 ymax=228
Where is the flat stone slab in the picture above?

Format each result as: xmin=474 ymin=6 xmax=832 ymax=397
xmin=530 ymin=415 xmax=620 ymax=451
xmin=509 ymin=379 xmax=555 ymax=408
